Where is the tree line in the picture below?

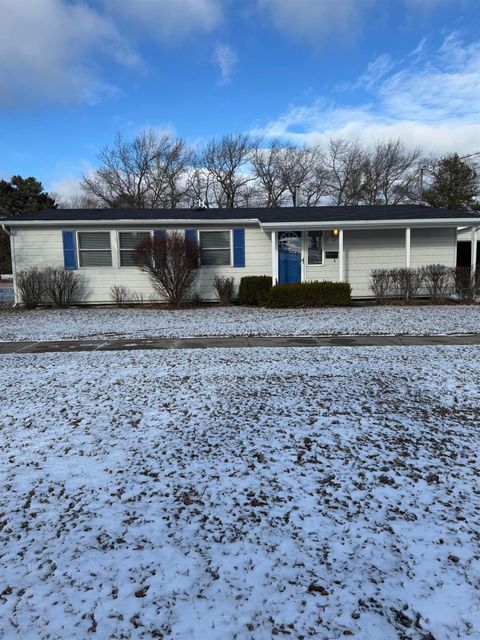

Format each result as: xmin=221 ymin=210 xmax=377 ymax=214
xmin=75 ymin=131 xmax=479 ymax=211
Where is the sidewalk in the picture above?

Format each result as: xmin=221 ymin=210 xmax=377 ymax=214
xmin=1 ymin=334 xmax=480 ymax=354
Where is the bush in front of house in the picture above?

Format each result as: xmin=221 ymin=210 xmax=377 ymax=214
xmin=238 ymin=275 xmax=272 ymax=305
xmin=264 ymin=281 xmax=352 ymax=308
xmin=133 ymin=231 xmax=200 ymax=307
xmin=370 ymin=267 xmax=423 ymax=303
xmin=44 ymin=267 xmax=80 ymax=307
xmin=420 ymin=264 xmax=453 ymax=301
xmin=16 ymin=268 xmax=47 ymax=309
xmin=390 ymin=267 xmax=423 ymax=302
xmin=370 ymin=269 xmax=393 ymax=304
xmin=213 ymin=275 xmax=235 ymax=304
xmin=110 ymin=284 xmax=130 ymax=307
xmin=453 ymin=265 xmax=480 ymax=302
xmin=16 ymin=267 xmax=81 ymax=308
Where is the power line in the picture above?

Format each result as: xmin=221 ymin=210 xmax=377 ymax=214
xmin=459 ymin=151 xmax=480 ymax=160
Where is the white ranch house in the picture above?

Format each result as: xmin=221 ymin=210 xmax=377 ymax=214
xmin=3 ymin=204 xmax=480 ymax=304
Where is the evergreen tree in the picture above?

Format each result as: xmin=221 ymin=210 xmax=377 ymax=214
xmin=423 ymin=153 xmax=479 ymax=210
xmin=0 ymin=176 xmax=56 ymax=273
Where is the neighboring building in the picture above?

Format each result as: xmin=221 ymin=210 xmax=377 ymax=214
xmin=2 ymin=204 xmax=480 ymax=304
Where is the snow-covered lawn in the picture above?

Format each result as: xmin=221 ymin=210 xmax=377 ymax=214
xmin=1 ymin=304 xmax=480 ymax=342
xmin=1 ymin=346 xmax=479 ymax=639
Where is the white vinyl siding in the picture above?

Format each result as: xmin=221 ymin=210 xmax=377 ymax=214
xmin=200 ymin=230 xmax=231 ymax=266
xmin=307 ymin=230 xmax=324 ymax=265
xmin=119 ymin=231 xmax=150 ymax=267
xmin=78 ymin=232 xmax=112 ymax=267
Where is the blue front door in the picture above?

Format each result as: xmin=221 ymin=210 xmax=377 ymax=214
xmin=278 ymin=231 xmax=302 ymax=284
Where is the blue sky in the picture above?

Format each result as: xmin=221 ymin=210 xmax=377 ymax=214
xmin=0 ymin=0 xmax=479 ymax=200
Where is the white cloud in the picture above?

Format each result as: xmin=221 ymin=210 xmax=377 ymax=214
xmin=251 ymin=34 xmax=480 ymax=155
xmin=0 ymin=0 xmax=139 ymax=107
xmin=258 ymin=0 xmax=472 ymax=44
xmin=355 ymin=54 xmax=395 ymax=90
xmin=0 ymin=0 xmax=223 ymax=107
xmin=213 ymin=43 xmax=237 ymax=84
xmin=257 ymin=0 xmax=370 ymax=44
xmin=49 ymin=175 xmax=84 ymax=202
xmin=105 ymin=0 xmax=223 ymax=43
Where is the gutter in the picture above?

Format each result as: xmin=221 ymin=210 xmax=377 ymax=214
xmin=3 ymin=217 xmax=261 ymax=228
xmin=260 ymin=218 xmax=480 ymax=231
xmin=5 ymin=216 xmax=480 ymax=230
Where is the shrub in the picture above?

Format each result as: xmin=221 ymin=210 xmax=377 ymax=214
xmin=369 ymin=269 xmax=393 ymax=304
xmin=390 ymin=267 xmax=423 ymax=302
xmin=110 ymin=284 xmax=130 ymax=307
xmin=453 ymin=266 xmax=480 ymax=302
xmin=134 ymin=231 xmax=200 ymax=307
xmin=191 ymin=292 xmax=203 ymax=306
xmin=420 ymin=264 xmax=453 ymax=301
xmin=213 ymin=275 xmax=235 ymax=304
xmin=44 ymin=267 xmax=80 ymax=307
xmin=238 ymin=275 xmax=272 ymax=305
xmin=16 ymin=268 xmax=46 ymax=309
xmin=264 ymin=281 xmax=351 ymax=308
xmin=130 ymin=291 xmax=145 ymax=305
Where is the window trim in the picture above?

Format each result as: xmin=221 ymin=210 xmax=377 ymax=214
xmin=306 ymin=230 xmax=325 ymax=267
xmin=198 ymin=229 xmax=233 ymax=267
xmin=117 ymin=230 xmax=153 ymax=268
xmin=76 ymin=230 xmax=113 ymax=269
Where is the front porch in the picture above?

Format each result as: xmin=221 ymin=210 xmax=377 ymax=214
xmin=267 ymin=224 xmax=479 ymax=297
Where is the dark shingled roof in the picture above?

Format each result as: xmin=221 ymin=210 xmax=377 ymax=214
xmin=2 ymin=204 xmax=480 ymax=224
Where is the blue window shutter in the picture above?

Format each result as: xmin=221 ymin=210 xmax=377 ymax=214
xmin=233 ymin=228 xmax=245 ymax=267
xmin=62 ymin=230 xmax=77 ymax=270
xmin=185 ymin=228 xmax=197 ymax=244
xmin=154 ymin=229 xmax=166 ymax=240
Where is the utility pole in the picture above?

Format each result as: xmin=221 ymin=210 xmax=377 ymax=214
xmin=419 ymin=166 xmax=426 ymax=202
xmin=293 ymin=184 xmax=300 ymax=207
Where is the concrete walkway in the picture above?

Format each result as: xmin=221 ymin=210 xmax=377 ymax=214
xmin=1 ymin=334 xmax=480 ymax=354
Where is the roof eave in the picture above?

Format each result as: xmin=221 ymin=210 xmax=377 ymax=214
xmin=3 ymin=217 xmax=260 ymax=227
xmin=260 ymin=218 xmax=480 ymax=231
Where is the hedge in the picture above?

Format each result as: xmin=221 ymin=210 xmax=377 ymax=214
xmin=264 ymin=281 xmax=352 ymax=308
xmin=238 ymin=275 xmax=272 ymax=305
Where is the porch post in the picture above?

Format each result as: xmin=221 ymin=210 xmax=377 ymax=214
xmin=338 ymin=229 xmax=344 ymax=281
xmin=405 ymin=227 xmax=411 ymax=268
xmin=471 ymin=226 xmax=478 ymax=272
xmin=271 ymin=231 xmax=278 ymax=285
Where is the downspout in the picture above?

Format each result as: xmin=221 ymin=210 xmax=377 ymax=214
xmin=1 ymin=224 xmax=18 ymax=306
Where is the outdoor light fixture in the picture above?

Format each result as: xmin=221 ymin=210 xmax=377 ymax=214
xmin=332 ymin=229 xmax=339 ymax=237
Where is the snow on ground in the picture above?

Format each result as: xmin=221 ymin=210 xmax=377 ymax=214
xmin=1 ymin=305 xmax=480 ymax=342
xmin=1 ymin=345 xmax=479 ymax=639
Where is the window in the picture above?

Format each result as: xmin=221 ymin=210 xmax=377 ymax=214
xmin=308 ymin=230 xmax=323 ymax=265
xmin=78 ymin=232 xmax=112 ymax=267
xmin=119 ymin=231 xmax=150 ymax=266
xmin=200 ymin=230 xmax=231 ymax=266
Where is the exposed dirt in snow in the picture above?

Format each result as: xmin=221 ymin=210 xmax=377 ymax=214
xmin=1 ymin=346 xmax=479 ymax=639
xmin=0 ymin=305 xmax=479 ymax=342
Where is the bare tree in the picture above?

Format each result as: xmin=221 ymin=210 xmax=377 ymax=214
xmin=81 ymin=130 xmax=193 ymax=209
xmin=133 ymin=231 xmax=200 ymax=306
xmin=184 ymin=166 xmax=213 ymax=208
xmin=323 ymin=139 xmax=366 ymax=205
xmin=277 ymin=145 xmax=326 ymax=206
xmin=201 ymin=133 xmax=255 ymax=207
xmin=251 ymin=141 xmax=288 ymax=207
xmin=361 ymin=140 xmax=422 ymax=205
xmin=55 ymin=193 xmax=100 ymax=209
